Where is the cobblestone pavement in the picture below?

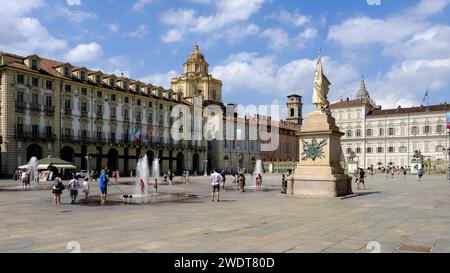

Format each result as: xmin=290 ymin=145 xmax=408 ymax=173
xmin=1 ymin=173 xmax=449 ymax=253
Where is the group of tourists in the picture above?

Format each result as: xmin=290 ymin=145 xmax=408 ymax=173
xmin=13 ymin=169 xmax=32 ymax=189
xmin=210 ymin=169 xmax=264 ymax=202
xmin=51 ymin=167 xmax=109 ymax=206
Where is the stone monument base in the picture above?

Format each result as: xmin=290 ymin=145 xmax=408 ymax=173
xmin=293 ymin=166 xmax=352 ymax=197
xmin=347 ymin=161 xmax=359 ymax=175
xmin=292 ymin=111 xmax=353 ymax=198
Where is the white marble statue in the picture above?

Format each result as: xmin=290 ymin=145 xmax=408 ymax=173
xmin=312 ymin=54 xmax=331 ymax=113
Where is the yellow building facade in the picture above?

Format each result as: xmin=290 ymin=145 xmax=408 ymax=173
xmin=0 ymin=50 xmax=207 ymax=177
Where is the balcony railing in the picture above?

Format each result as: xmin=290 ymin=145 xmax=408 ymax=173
xmin=30 ymin=103 xmax=41 ymax=112
xmin=44 ymin=105 xmax=55 ymax=115
xmin=15 ymin=131 xmax=56 ymax=142
xmin=64 ymin=108 xmax=72 ymax=115
xmin=15 ymin=101 xmax=26 ymax=112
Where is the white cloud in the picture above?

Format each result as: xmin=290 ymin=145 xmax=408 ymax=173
xmin=139 ymin=71 xmax=178 ymax=88
xmin=260 ymin=28 xmax=290 ymax=51
xmin=211 ymin=52 xmax=359 ymax=103
xmin=133 ymin=0 xmax=154 ymax=11
xmin=294 ymin=28 xmax=318 ymax=49
xmin=67 ymin=0 xmax=81 ymax=6
xmin=265 ymin=9 xmax=310 ymax=27
xmin=107 ymin=55 xmax=128 ymax=67
xmin=218 ymin=24 xmax=260 ymax=45
xmin=0 ymin=1 xmax=67 ymax=55
xmin=383 ymin=25 xmax=450 ymax=60
xmin=107 ymin=22 xmax=119 ymax=33
xmin=368 ymin=58 xmax=450 ymax=108
xmin=64 ymin=42 xmax=103 ymax=63
xmin=328 ymin=16 xmax=427 ymax=48
xmin=53 ymin=7 xmax=97 ymax=23
xmin=160 ymin=0 xmax=266 ymax=43
xmin=327 ymin=0 xmax=450 ymax=108
xmin=125 ymin=24 xmax=149 ymax=38
xmin=408 ymin=0 xmax=450 ymax=18
xmin=259 ymin=27 xmax=317 ymax=51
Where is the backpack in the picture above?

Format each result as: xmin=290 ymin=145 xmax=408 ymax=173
xmin=59 ymin=181 xmax=65 ymax=191
xmin=70 ymin=180 xmax=78 ymax=190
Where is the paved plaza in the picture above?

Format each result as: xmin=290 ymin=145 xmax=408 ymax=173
xmin=1 ymin=173 xmax=450 ymax=253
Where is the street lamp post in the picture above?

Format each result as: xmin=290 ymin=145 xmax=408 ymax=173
xmin=85 ymin=155 xmax=91 ymax=171
xmin=203 ymin=159 xmax=208 ymax=176
xmin=237 ymin=143 xmax=240 ymax=173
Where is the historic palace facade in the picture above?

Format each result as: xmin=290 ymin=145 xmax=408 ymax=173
xmin=0 ymin=45 xmax=302 ymax=176
xmin=0 ymin=48 xmax=208 ymax=177
xmin=330 ymin=79 xmax=450 ymax=171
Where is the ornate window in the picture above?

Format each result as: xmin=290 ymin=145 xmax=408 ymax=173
xmin=64 ymin=66 xmax=70 ymax=77
xmin=388 ymin=128 xmax=395 ymax=136
xmin=31 ymin=59 xmax=38 ymax=70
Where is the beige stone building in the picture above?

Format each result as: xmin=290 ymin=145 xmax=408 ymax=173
xmin=0 ymin=44 xmax=304 ymax=177
xmin=171 ymin=43 xmax=222 ymax=104
xmin=0 ymin=49 xmax=207 ymax=177
xmin=330 ymin=79 xmax=450 ymax=171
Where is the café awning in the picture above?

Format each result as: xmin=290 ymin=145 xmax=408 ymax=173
xmin=19 ymin=156 xmax=76 ymax=170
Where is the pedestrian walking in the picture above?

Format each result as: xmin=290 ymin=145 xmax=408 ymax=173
xmin=52 ymin=176 xmax=65 ymax=205
xmin=112 ymin=170 xmax=117 ymax=184
xmin=168 ymin=169 xmax=174 ymax=185
xmin=99 ymin=167 xmax=109 ymax=205
xmin=281 ymin=173 xmax=287 ymax=194
xmin=238 ymin=171 xmax=246 ymax=192
xmin=68 ymin=175 xmax=80 ymax=204
xmin=417 ymin=169 xmax=424 ymax=182
xmin=139 ymin=178 xmax=145 ymax=196
xmin=220 ymin=170 xmax=226 ymax=191
xmin=357 ymin=168 xmax=366 ymax=190
xmin=82 ymin=176 xmax=90 ymax=203
xmin=153 ymin=178 xmax=158 ymax=195
xmin=256 ymin=174 xmax=262 ymax=191
xmin=210 ymin=169 xmax=222 ymax=202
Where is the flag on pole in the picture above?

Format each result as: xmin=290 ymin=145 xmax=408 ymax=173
xmin=423 ymin=90 xmax=429 ymax=105
xmin=134 ymin=125 xmax=141 ymax=144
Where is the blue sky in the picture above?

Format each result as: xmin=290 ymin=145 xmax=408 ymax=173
xmin=1 ymin=0 xmax=450 ymax=114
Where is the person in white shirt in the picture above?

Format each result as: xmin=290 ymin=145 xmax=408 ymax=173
xmin=210 ymin=169 xmax=223 ymax=202
xmin=82 ymin=177 xmax=90 ymax=204
xmin=69 ymin=175 xmax=80 ymax=204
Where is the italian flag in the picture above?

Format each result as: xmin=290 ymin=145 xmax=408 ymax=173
xmin=134 ymin=125 xmax=141 ymax=144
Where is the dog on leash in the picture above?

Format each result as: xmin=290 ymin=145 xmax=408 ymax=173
xmin=121 ymin=195 xmax=133 ymax=201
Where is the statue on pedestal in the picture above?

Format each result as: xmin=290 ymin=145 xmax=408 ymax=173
xmin=291 ymin=51 xmax=352 ymax=197
xmin=312 ymin=53 xmax=331 ymax=114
